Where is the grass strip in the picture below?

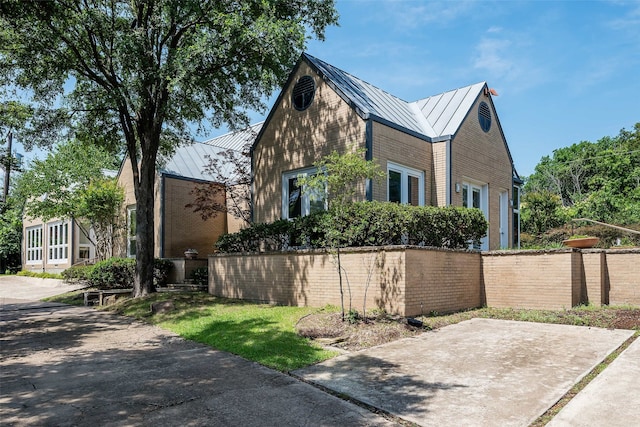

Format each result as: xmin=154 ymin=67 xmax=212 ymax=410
xmin=529 ymin=331 xmax=639 ymax=427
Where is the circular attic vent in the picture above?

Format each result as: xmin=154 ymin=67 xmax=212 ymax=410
xmin=478 ymin=101 xmax=491 ymax=132
xmin=292 ymin=75 xmax=316 ymax=111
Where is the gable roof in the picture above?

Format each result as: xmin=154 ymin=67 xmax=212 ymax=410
xmin=159 ymin=122 xmax=262 ymax=182
xmin=304 ymin=53 xmax=486 ymax=140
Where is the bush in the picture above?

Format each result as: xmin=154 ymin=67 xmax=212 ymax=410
xmin=62 ymin=265 xmax=94 ymax=283
xmin=89 ymin=257 xmax=135 ymax=289
xmin=216 ymin=201 xmax=488 ymax=253
xmin=190 ymin=266 xmax=208 ymax=286
xmin=16 ymin=270 xmax=63 ymax=279
xmin=153 ymin=258 xmax=173 ymax=287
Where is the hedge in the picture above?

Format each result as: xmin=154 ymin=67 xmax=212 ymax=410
xmin=86 ymin=257 xmax=173 ymax=289
xmin=216 ymin=201 xmax=487 ymax=253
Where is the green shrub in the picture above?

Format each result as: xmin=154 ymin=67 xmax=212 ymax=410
xmin=153 ymin=258 xmax=173 ymax=287
xmin=62 ymin=265 xmax=94 ymax=283
xmin=16 ymin=270 xmax=63 ymax=279
xmin=216 ymin=201 xmax=488 ymax=253
xmin=190 ymin=266 xmax=208 ymax=286
xmin=89 ymin=257 xmax=135 ymax=289
xmin=88 ymin=257 xmax=174 ymax=289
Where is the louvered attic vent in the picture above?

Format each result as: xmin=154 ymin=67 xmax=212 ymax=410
xmin=478 ymin=101 xmax=491 ymax=132
xmin=292 ymin=76 xmax=316 ymax=111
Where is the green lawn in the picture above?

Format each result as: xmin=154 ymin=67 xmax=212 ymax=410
xmin=102 ymin=293 xmax=339 ymax=372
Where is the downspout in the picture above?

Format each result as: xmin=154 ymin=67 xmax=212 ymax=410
xmin=365 ymin=119 xmax=373 ymax=201
xmin=159 ymin=174 xmax=165 ymax=258
xmin=446 ymin=138 xmax=452 ymax=206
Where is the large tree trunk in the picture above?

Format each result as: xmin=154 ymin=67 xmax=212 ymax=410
xmin=133 ymin=150 xmax=157 ymax=297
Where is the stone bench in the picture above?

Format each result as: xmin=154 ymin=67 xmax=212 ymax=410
xmin=84 ymin=289 xmax=133 ymax=306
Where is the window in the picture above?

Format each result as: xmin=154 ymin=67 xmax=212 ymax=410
xmin=127 ymin=206 xmax=136 ymax=258
xmin=78 ymin=222 xmax=91 ymax=260
xmin=282 ymin=168 xmax=325 ymax=220
xmin=513 ymin=185 xmax=521 ymax=249
xmin=387 ymin=163 xmax=424 ymax=206
xmin=26 ymin=226 xmax=43 ymax=264
xmin=462 ymin=180 xmax=489 ymax=250
xmin=48 ymin=221 xmax=69 ymax=263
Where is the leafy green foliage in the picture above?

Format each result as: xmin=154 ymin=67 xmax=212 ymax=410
xmin=216 ymin=202 xmax=488 ymax=253
xmin=521 ymin=190 xmax=567 ymax=235
xmin=88 ymin=257 xmax=173 ymax=289
xmin=190 ymin=267 xmax=208 ymax=286
xmin=62 ymin=265 xmax=95 ymax=283
xmin=524 ymin=123 xmax=640 ymax=229
xmin=0 ymin=0 xmax=339 ymax=296
xmin=16 ymin=270 xmax=62 ymax=279
xmin=0 ymin=199 xmax=22 ymax=272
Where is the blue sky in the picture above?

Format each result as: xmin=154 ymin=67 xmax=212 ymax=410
xmin=8 ymin=0 xmax=640 ymax=178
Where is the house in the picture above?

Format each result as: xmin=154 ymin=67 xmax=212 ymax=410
xmin=116 ymin=124 xmax=259 ymax=260
xmin=22 ymin=125 xmax=258 ymax=273
xmin=251 ymin=53 xmax=521 ymax=250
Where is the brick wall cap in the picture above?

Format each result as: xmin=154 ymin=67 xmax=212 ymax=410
xmin=208 ymin=245 xmax=477 ymax=258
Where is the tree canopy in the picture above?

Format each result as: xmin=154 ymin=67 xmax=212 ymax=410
xmin=523 ymin=123 xmax=640 ymax=229
xmin=0 ymin=0 xmax=338 ymax=295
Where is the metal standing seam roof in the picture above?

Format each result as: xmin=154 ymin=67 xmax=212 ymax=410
xmin=304 ymin=53 xmax=486 ymax=140
xmin=158 ymin=122 xmax=262 ymax=182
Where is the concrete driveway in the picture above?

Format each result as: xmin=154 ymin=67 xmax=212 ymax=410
xmin=0 ymin=277 xmax=392 ymax=426
xmin=2 ymin=276 xmax=638 ymax=426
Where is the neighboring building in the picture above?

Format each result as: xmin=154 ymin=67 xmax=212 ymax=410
xmin=252 ymin=53 xmax=521 ymax=250
xmin=117 ymin=124 xmax=259 ymax=259
xmin=22 ymin=125 xmax=258 ymax=273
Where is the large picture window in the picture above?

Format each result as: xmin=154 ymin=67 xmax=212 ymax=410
xmin=282 ymin=168 xmax=325 ymax=220
xmin=48 ymin=221 xmax=69 ymax=263
xmin=387 ymin=162 xmax=424 ymax=206
xmin=26 ymin=225 xmax=43 ymax=264
xmin=127 ymin=206 xmax=136 ymax=258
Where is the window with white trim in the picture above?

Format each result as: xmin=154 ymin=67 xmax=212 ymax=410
xmin=282 ymin=168 xmax=325 ymax=219
xmin=387 ymin=162 xmax=424 ymax=206
xmin=78 ymin=221 xmax=92 ymax=260
xmin=26 ymin=225 xmax=43 ymax=264
xmin=127 ymin=205 xmax=136 ymax=258
xmin=462 ymin=180 xmax=489 ymax=250
xmin=48 ymin=221 xmax=69 ymax=263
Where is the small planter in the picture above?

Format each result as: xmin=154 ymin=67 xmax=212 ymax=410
xmin=184 ymin=249 xmax=199 ymax=259
xmin=562 ymin=237 xmax=599 ymax=249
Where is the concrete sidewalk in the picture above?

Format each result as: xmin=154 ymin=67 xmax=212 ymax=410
xmin=548 ymin=336 xmax=640 ymax=427
xmin=294 ymin=318 xmax=636 ymax=427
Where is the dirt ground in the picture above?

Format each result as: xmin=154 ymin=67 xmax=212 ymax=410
xmin=296 ymin=307 xmax=640 ymax=351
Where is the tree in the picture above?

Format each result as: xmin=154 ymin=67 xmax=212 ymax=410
xmin=187 ymin=141 xmax=253 ymax=226
xmin=297 ymin=148 xmax=385 ymax=320
xmin=0 ymin=196 xmax=22 ymax=272
xmin=524 ymin=123 xmax=640 ymax=227
xmin=0 ymin=0 xmax=338 ymax=296
xmin=17 ymin=140 xmax=124 ymax=261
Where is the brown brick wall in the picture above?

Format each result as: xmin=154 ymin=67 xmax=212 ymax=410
xmin=370 ymin=122 xmax=431 ymax=203
xmin=162 ymin=176 xmax=227 ymax=258
xmin=606 ymin=251 xmax=640 ymax=306
xmin=431 ymin=141 xmax=448 ymax=206
xmin=482 ymin=250 xmax=576 ymax=310
xmin=450 ymin=96 xmax=513 ymax=249
xmin=404 ymin=249 xmax=482 ymax=315
xmin=253 ymin=62 xmax=367 ymax=223
xmin=208 ymin=248 xmax=639 ymax=313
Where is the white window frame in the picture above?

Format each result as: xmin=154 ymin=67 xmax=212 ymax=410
xmin=26 ymin=225 xmax=43 ymax=264
xmin=77 ymin=221 xmax=93 ymax=261
xmin=48 ymin=221 xmax=69 ymax=263
xmin=281 ymin=168 xmax=326 ymax=220
xmin=127 ymin=205 xmax=136 ymax=258
xmin=462 ymin=179 xmax=489 ymax=250
xmin=387 ymin=162 xmax=425 ymax=206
